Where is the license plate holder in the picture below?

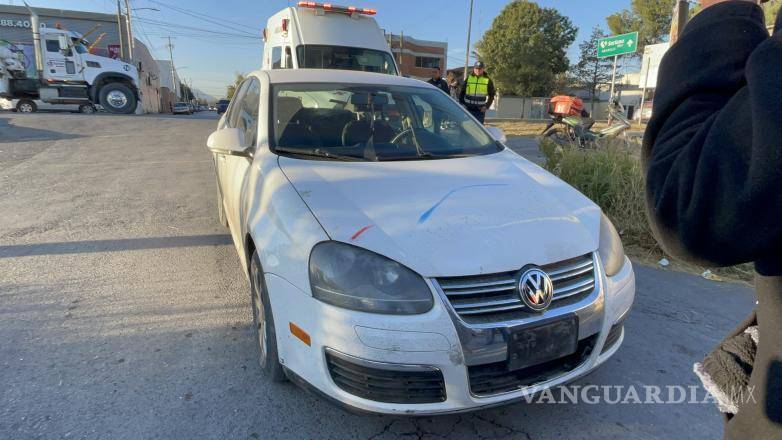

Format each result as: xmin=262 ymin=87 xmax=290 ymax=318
xmin=507 ymin=316 xmax=579 ymax=371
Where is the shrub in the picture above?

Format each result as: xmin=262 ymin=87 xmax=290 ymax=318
xmin=539 ymin=138 xmax=656 ymax=249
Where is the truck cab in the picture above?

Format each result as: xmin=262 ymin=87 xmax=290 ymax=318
xmin=36 ymin=27 xmax=140 ymax=113
xmin=262 ymin=2 xmax=398 ymax=75
xmin=0 ymin=5 xmax=141 ymax=114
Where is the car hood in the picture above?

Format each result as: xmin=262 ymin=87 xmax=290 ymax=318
xmin=278 ymin=149 xmax=601 ymax=277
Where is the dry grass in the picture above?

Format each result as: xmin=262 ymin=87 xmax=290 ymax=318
xmin=539 ymin=138 xmax=754 ymax=284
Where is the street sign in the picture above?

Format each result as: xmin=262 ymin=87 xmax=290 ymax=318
xmin=597 ymin=32 xmax=639 ymax=58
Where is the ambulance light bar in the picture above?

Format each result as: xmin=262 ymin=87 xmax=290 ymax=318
xmin=297 ymin=2 xmax=377 ymax=16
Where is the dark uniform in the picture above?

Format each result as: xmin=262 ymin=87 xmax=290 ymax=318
xmin=459 ymin=61 xmax=496 ymax=124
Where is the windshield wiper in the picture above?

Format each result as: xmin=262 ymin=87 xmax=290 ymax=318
xmin=275 ymin=146 xmax=364 ymax=161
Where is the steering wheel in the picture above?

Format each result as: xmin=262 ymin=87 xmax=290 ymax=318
xmin=390 ymin=128 xmax=414 ymax=145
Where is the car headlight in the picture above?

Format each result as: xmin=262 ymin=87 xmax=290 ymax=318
xmin=598 ymin=213 xmax=626 ymax=277
xmin=308 ymin=241 xmax=433 ymax=315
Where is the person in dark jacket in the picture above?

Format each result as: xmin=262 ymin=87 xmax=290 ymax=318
xmin=459 ymin=61 xmax=496 ymax=124
xmin=643 ymin=1 xmax=782 ymax=438
xmin=427 ymin=68 xmax=450 ymax=95
xmin=446 ymin=70 xmax=461 ymax=100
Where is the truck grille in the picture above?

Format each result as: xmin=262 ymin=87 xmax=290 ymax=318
xmin=436 ymin=254 xmax=596 ymax=324
xmin=325 ymin=351 xmax=446 ymax=404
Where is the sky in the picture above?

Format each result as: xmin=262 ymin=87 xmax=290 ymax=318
xmin=1 ymin=0 xmax=630 ymax=97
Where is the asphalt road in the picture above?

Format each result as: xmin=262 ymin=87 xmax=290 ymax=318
xmin=0 ymin=113 xmax=756 ymax=440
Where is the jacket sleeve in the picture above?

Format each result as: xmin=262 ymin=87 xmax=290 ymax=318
xmin=642 ymin=1 xmax=782 ymax=268
xmin=458 ymin=79 xmax=466 ymax=105
xmin=485 ymin=78 xmax=496 ymax=108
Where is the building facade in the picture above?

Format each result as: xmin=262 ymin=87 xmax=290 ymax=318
xmin=385 ymin=33 xmax=447 ymax=80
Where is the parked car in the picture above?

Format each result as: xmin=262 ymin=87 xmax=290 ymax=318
xmin=172 ymin=102 xmax=192 ymax=115
xmin=207 ymin=69 xmax=635 ymax=415
xmin=216 ymin=99 xmax=229 ymax=114
xmin=1 ymin=98 xmax=96 ymax=114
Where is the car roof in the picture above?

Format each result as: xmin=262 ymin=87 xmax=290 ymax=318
xmin=256 ymin=69 xmax=436 ymax=89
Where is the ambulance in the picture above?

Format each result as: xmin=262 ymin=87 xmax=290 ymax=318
xmin=261 ymin=2 xmax=399 ymax=76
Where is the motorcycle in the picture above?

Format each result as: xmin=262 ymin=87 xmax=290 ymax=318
xmin=541 ymin=99 xmax=632 ymax=149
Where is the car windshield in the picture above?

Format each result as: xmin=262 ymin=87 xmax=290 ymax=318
xmin=296 ymin=45 xmax=397 ymax=76
xmin=272 ymin=83 xmax=501 ymax=161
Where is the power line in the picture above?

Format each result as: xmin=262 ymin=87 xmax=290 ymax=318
xmin=147 ymin=0 xmax=260 ymax=34
xmin=134 ymin=17 xmax=260 ymax=40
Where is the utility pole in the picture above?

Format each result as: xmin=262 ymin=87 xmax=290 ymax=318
xmin=116 ymin=0 xmax=125 ymax=60
xmin=463 ymin=0 xmax=474 ymax=80
xmin=124 ymin=0 xmax=134 ymax=60
xmin=669 ymin=0 xmax=689 ymax=46
xmin=166 ymin=36 xmax=177 ymax=99
xmin=399 ymin=31 xmax=404 ymax=73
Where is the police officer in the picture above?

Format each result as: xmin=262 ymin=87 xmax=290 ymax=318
xmin=459 ymin=61 xmax=496 ymax=124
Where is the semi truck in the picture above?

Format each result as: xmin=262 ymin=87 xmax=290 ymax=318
xmin=0 ymin=4 xmax=140 ymax=114
xmin=262 ymin=2 xmax=398 ymax=75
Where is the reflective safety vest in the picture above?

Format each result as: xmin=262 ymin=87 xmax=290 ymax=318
xmin=464 ymin=74 xmax=490 ymax=106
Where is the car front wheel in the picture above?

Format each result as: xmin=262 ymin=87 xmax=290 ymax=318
xmin=16 ymin=99 xmax=36 ymax=113
xmin=250 ymin=250 xmax=286 ymax=382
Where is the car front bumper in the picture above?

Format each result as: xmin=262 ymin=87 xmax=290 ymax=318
xmin=264 ymin=256 xmax=635 ymax=415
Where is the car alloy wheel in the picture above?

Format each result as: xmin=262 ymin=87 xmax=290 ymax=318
xmin=250 ymin=260 xmax=268 ymax=366
xmin=18 ymin=102 xmax=34 ymax=113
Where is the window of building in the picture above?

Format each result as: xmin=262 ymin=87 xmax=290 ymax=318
xmin=415 ymin=56 xmax=441 ymax=69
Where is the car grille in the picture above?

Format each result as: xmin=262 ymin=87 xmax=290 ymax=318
xmin=436 ymin=253 xmax=597 ymax=324
xmin=325 ymin=351 xmax=446 ymax=404
xmin=468 ymin=335 xmax=598 ymax=396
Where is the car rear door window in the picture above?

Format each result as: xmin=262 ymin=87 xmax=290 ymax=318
xmin=235 ymin=78 xmax=260 ymax=147
xmin=225 ymin=81 xmax=249 ymax=129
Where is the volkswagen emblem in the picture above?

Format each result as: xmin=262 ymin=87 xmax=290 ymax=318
xmin=519 ymin=268 xmax=554 ymax=312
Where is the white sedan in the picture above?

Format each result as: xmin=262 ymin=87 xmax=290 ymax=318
xmin=207 ymin=69 xmax=635 ymax=414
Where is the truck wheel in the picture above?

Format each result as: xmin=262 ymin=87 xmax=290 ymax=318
xmin=79 ymin=104 xmax=96 ymax=114
xmin=16 ymin=99 xmax=36 ymax=113
xmin=99 ymin=83 xmax=137 ymax=114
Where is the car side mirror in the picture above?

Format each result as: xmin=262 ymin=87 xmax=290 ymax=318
xmin=58 ymin=35 xmax=69 ymax=51
xmin=207 ymin=128 xmax=252 ymax=157
xmin=486 ymin=126 xmax=507 ymax=144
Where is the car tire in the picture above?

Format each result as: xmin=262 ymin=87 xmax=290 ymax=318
xmin=99 ymin=83 xmax=137 ymax=114
xmin=250 ymin=250 xmax=287 ymax=382
xmin=79 ymin=104 xmax=96 ymax=114
xmin=16 ymin=99 xmax=36 ymax=113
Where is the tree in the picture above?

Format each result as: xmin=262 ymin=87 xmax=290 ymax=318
xmin=226 ymin=72 xmax=245 ymax=100
xmin=570 ymin=27 xmax=613 ymax=113
xmin=606 ymin=0 xmax=672 ymax=54
xmin=765 ymin=0 xmax=782 ymax=25
xmin=476 ymin=1 xmax=577 ymax=96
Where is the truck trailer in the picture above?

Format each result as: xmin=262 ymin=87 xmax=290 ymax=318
xmin=0 ymin=4 xmax=140 ymax=114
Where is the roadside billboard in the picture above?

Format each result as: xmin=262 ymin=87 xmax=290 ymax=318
xmin=640 ymin=42 xmax=669 ymax=89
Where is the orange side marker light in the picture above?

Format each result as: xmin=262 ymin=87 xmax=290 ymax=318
xmin=289 ymin=322 xmax=311 ymax=346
